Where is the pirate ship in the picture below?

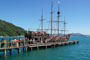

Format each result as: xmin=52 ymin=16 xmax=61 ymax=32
xmin=25 ymin=0 xmax=71 ymax=44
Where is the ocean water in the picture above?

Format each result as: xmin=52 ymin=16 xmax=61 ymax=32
xmin=0 ymin=35 xmax=90 ymax=60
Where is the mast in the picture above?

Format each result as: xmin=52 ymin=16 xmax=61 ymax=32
xmin=64 ymin=17 xmax=66 ymax=36
xmin=57 ymin=0 xmax=60 ymax=36
xmin=50 ymin=1 xmax=54 ymax=35
xmin=40 ymin=9 xmax=44 ymax=32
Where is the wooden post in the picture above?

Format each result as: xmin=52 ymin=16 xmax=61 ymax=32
xmin=23 ymin=47 xmax=24 ymax=52
xmin=3 ymin=40 xmax=7 ymax=56
xmin=18 ymin=48 xmax=20 ymax=54
xmin=31 ymin=47 xmax=32 ymax=51
xmin=45 ymin=40 xmax=47 ymax=49
xmin=4 ymin=55 xmax=7 ymax=60
xmin=37 ymin=43 xmax=39 ymax=50
xmin=46 ymin=45 xmax=47 ymax=49
xmin=46 ymin=43 xmax=47 ymax=49
xmin=23 ymin=40 xmax=25 ymax=51
xmin=4 ymin=49 xmax=7 ymax=57
xmin=25 ymin=47 xmax=28 ymax=52
xmin=37 ymin=46 xmax=39 ymax=50
xmin=9 ymin=49 xmax=12 ymax=55
xmin=9 ymin=40 xmax=12 ymax=55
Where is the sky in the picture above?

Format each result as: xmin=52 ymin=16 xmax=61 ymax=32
xmin=0 ymin=0 xmax=90 ymax=35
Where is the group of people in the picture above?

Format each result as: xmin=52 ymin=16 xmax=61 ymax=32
xmin=24 ymin=31 xmax=49 ymax=43
xmin=24 ymin=31 xmax=71 ymax=44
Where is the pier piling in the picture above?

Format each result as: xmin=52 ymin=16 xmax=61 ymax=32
xmin=9 ymin=49 xmax=12 ymax=55
xmin=4 ymin=49 xmax=7 ymax=57
xmin=25 ymin=47 xmax=28 ymax=52
xmin=30 ymin=47 xmax=32 ymax=51
xmin=17 ymin=48 xmax=20 ymax=54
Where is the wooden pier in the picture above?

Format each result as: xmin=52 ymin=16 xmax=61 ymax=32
xmin=0 ymin=40 xmax=79 ymax=56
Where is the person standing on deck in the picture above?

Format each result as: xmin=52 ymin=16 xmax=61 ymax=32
xmin=25 ymin=31 xmax=33 ymax=44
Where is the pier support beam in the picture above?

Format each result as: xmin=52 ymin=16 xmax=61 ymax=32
xmin=37 ymin=45 xmax=39 ymax=50
xmin=37 ymin=47 xmax=39 ymax=50
xmin=23 ymin=40 xmax=25 ymax=51
xmin=23 ymin=47 xmax=24 ymax=52
xmin=31 ymin=47 xmax=32 ymax=51
xmin=25 ymin=47 xmax=28 ymax=52
xmin=4 ymin=49 xmax=7 ymax=57
xmin=9 ymin=49 xmax=12 ymax=55
xmin=54 ymin=44 xmax=56 ymax=48
xmin=17 ymin=48 xmax=20 ymax=54
xmin=46 ymin=45 xmax=47 ymax=49
xmin=46 ymin=44 xmax=47 ymax=49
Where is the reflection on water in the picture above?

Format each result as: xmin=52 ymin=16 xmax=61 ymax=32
xmin=0 ymin=56 xmax=6 ymax=60
xmin=0 ymin=51 xmax=30 ymax=60
xmin=4 ymin=56 xmax=6 ymax=60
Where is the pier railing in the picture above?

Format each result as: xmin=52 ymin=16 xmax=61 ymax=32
xmin=0 ymin=40 xmax=79 ymax=49
xmin=0 ymin=40 xmax=61 ymax=48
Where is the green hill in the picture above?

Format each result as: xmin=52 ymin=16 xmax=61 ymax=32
xmin=0 ymin=19 xmax=26 ymax=36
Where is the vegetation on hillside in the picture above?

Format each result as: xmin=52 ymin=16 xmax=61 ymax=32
xmin=0 ymin=19 xmax=26 ymax=36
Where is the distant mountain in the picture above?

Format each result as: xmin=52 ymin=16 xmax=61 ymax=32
xmin=70 ymin=33 xmax=90 ymax=37
xmin=0 ymin=19 xmax=26 ymax=36
xmin=70 ymin=33 xmax=83 ymax=36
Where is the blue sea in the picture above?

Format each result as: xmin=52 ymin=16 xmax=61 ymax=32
xmin=0 ymin=35 xmax=90 ymax=60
